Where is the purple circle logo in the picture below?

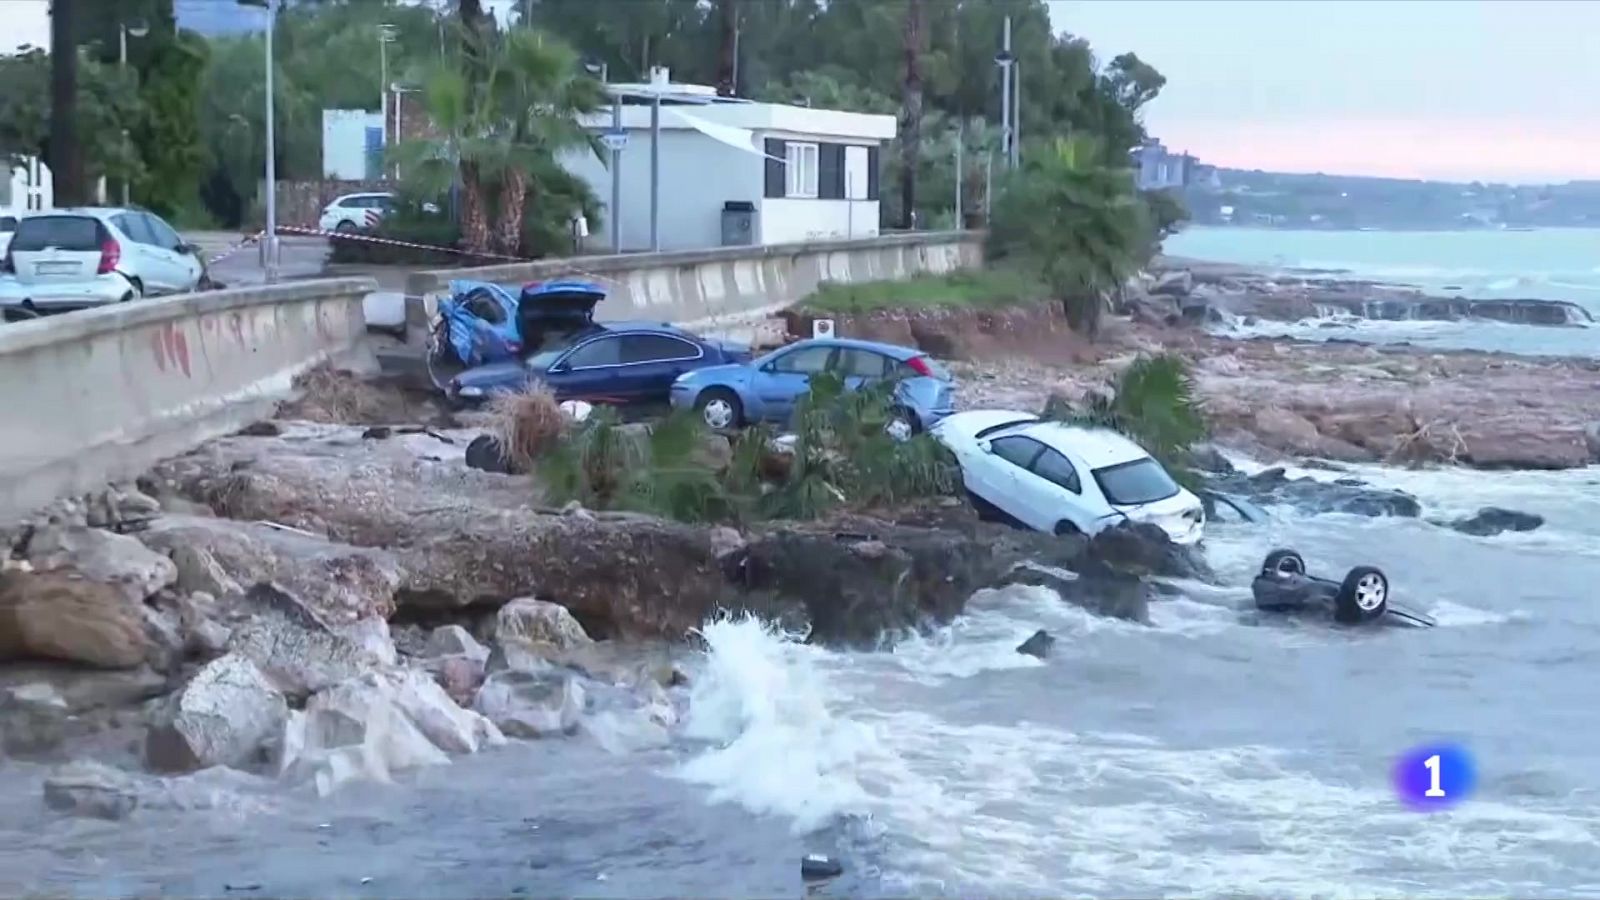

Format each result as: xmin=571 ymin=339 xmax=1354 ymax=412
xmin=1392 ymin=743 xmax=1477 ymax=811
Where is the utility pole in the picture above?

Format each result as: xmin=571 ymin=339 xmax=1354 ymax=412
xmin=954 ymin=120 xmax=963 ymax=228
xmin=118 ymin=21 xmax=149 ymax=205
xmin=49 ymin=0 xmax=85 ymax=206
xmin=650 ymin=86 xmax=661 ymax=251
xmin=996 ymin=17 xmax=1016 ymax=171
xmin=1011 ymin=61 xmax=1022 ymax=169
xmin=263 ymin=0 xmax=279 ymax=282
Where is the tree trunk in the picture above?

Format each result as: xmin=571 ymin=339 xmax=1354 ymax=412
xmin=715 ymin=0 xmax=738 ymax=97
xmin=459 ymin=161 xmax=491 ymax=256
xmin=49 ymin=0 xmax=86 ymax=206
xmin=897 ymin=0 xmax=924 ymax=230
xmin=494 ymin=168 xmax=527 ymax=258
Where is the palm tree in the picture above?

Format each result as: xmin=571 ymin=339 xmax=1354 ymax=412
xmin=390 ymin=27 xmax=603 ymax=257
xmin=987 ymin=135 xmax=1148 ymax=339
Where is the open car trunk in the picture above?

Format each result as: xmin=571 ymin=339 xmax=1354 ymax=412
xmin=518 ymin=280 xmax=606 ymax=353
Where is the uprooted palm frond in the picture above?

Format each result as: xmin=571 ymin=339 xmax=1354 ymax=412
xmin=537 ymin=405 xmax=645 ymax=507
xmin=1049 ymin=353 xmax=1208 ymax=487
xmin=486 ymin=381 xmax=568 ymax=473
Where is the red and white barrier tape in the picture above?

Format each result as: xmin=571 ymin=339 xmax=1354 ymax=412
xmin=202 ymin=230 xmax=265 ymax=266
xmin=272 ymin=224 xmax=627 ymax=288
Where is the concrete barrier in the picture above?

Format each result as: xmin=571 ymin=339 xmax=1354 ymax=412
xmin=403 ymin=231 xmax=984 ymax=341
xmin=0 ymin=278 xmax=376 ymax=520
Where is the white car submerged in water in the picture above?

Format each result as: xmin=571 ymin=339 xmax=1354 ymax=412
xmin=932 ymin=409 xmax=1206 ymax=545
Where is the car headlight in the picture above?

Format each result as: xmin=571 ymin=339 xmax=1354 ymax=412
xmin=457 ymin=385 xmax=484 ymax=398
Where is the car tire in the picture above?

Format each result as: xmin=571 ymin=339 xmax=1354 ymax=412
xmin=696 ymin=388 xmax=743 ymax=430
xmin=1334 ymin=565 xmax=1389 ymax=624
xmin=121 ymin=278 xmax=143 ymax=303
xmin=1262 ymin=548 xmax=1306 ymax=577
xmin=335 ymin=220 xmax=357 ymax=233
xmin=1054 ymin=520 xmax=1083 ymax=537
xmin=885 ymin=405 xmax=920 ymax=442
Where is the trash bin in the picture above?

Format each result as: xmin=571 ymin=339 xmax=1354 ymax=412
xmin=721 ymin=201 xmax=755 ymax=246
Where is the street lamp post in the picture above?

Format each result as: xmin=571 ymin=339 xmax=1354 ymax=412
xmin=996 ymin=16 xmax=1014 ymax=170
xmin=379 ymin=24 xmax=397 ymax=176
xmin=118 ymin=19 xmax=148 ymax=205
xmin=264 ymin=0 xmax=279 ymax=282
xmin=586 ymin=61 xmax=621 ymax=254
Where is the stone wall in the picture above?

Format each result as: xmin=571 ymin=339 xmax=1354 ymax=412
xmin=0 ymin=279 xmax=377 ymax=520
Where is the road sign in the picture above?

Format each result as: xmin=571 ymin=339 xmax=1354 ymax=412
xmin=600 ymin=130 xmax=628 ymax=152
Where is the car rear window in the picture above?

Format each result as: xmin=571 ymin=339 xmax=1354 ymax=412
xmin=10 ymin=216 xmax=101 ymax=252
xmin=1093 ymin=457 xmax=1180 ymax=506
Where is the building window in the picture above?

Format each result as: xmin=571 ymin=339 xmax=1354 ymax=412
xmin=786 ymin=142 xmax=819 ymax=198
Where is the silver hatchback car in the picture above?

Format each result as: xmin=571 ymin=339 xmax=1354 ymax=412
xmin=0 ymin=207 xmax=205 ymax=319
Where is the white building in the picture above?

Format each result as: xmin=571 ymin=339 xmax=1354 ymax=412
xmin=322 ymin=110 xmax=385 ymax=180
xmin=561 ymin=70 xmax=896 ymax=252
xmin=1 ymin=158 xmax=53 ymax=220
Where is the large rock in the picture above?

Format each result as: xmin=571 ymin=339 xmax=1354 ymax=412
xmin=279 ymin=668 xmax=501 ymax=795
xmin=1211 ymin=467 xmax=1422 ymax=518
xmin=495 ymin=597 xmax=593 ymax=650
xmin=1250 ymin=407 xmax=1367 ymax=461
xmin=43 ymin=760 xmax=271 ymax=821
xmin=144 ymin=426 xmax=1102 ymax=646
xmin=0 ymin=569 xmax=155 ymax=669
xmin=1443 ymin=506 xmax=1544 ymax=537
xmin=1083 ymin=522 xmax=1212 ymax=583
xmin=144 ymin=653 xmax=288 ymax=773
xmin=137 ymin=515 xmax=403 ymax=624
xmin=424 ymin=624 xmax=489 ymax=663
xmin=226 ymin=583 xmax=394 ymax=699
xmin=1 ymin=665 xmax=168 ymax=758
xmin=474 ymin=669 xmax=586 ymax=739
xmin=998 ymin=566 xmax=1153 ymax=623
xmin=26 ymin=526 xmax=176 ymax=604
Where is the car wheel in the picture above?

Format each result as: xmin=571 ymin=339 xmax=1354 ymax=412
xmin=335 ymin=220 xmax=357 ymax=233
xmin=1334 ymin=565 xmax=1389 ymax=624
xmin=885 ymin=406 xmax=919 ymax=443
xmin=1261 ymin=548 xmax=1305 ymax=577
xmin=696 ymin=388 xmax=743 ymax=430
xmin=1054 ymin=520 xmax=1083 ymax=538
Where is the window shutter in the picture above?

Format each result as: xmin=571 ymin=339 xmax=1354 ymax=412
xmin=866 ymin=145 xmax=880 ymax=200
xmin=819 ymin=144 xmax=845 ymax=199
xmin=764 ymin=139 xmax=787 ymax=198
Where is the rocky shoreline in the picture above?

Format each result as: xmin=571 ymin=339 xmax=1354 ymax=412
xmin=5 ymin=254 xmax=1597 ymax=827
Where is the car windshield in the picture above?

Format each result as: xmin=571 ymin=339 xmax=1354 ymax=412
xmin=1093 ymin=457 xmax=1180 ymax=506
xmin=10 ymin=216 xmax=99 ymax=252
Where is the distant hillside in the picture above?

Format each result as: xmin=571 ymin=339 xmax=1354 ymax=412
xmin=1181 ymin=168 xmax=1600 ymax=230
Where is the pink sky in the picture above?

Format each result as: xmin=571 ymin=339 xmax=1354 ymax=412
xmin=1051 ymin=0 xmax=1600 ymax=183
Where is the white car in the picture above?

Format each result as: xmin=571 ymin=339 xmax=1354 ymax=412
xmin=318 ymin=192 xmax=395 ymax=232
xmin=0 ymin=208 xmax=205 ymax=318
xmin=933 ymin=409 xmax=1206 ymax=545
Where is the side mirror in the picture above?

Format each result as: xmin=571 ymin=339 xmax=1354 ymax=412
xmin=977 ymin=440 xmax=993 ymax=453
xmin=759 ymin=362 xmax=776 ymax=374
xmin=176 ymin=242 xmax=197 ymax=255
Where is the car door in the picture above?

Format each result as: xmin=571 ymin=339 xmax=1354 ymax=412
xmin=969 ymin=435 xmax=1046 ymax=526
xmin=751 ymin=344 xmax=835 ymax=423
xmin=617 ymin=333 xmax=705 ymax=404
xmin=1020 ymin=445 xmax=1095 ymax=533
xmin=547 ymin=334 xmax=625 ymax=403
xmin=110 ymin=213 xmax=168 ymax=292
xmin=143 ymin=214 xmax=203 ymax=292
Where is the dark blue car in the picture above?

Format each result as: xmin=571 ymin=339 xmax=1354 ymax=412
xmin=446 ymin=280 xmax=750 ymax=406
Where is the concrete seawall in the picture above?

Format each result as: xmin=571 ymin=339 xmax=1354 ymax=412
xmin=403 ymin=231 xmax=984 ymax=340
xmin=0 ymin=278 xmax=375 ymax=520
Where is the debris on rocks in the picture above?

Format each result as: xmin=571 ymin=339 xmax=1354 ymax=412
xmin=1015 ymin=629 xmax=1055 ymax=659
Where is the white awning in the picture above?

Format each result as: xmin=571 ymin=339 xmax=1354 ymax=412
xmin=667 ymin=108 xmax=784 ymax=162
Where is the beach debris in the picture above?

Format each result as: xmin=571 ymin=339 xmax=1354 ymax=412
xmin=801 ymin=853 xmax=844 ymax=881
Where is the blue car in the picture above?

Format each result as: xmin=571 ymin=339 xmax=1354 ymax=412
xmin=446 ymin=281 xmax=751 ymax=406
xmin=668 ymin=337 xmax=956 ymax=438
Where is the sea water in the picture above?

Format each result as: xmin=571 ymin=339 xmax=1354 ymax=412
xmin=1165 ymin=226 xmax=1600 ymax=356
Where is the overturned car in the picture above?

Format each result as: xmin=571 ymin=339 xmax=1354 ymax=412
xmin=1252 ymin=549 xmax=1436 ymax=628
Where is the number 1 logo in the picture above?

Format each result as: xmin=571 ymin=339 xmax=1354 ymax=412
xmin=1394 ymin=744 xmax=1475 ymax=810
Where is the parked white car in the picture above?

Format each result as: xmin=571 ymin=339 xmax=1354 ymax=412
xmin=318 ymin=192 xmax=395 ymax=232
xmin=933 ymin=409 xmax=1206 ymax=545
xmin=0 ymin=208 xmax=205 ymax=318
